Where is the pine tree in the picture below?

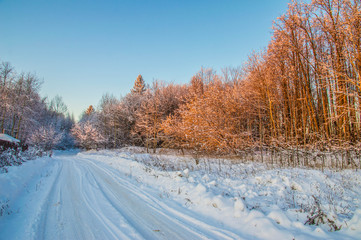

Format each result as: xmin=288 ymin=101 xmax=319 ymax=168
xmin=85 ymin=105 xmax=94 ymax=116
xmin=131 ymin=74 xmax=146 ymax=95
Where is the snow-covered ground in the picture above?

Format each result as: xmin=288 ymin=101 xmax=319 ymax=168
xmin=1 ymin=149 xmax=361 ymax=239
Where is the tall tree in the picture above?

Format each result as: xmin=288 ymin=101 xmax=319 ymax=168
xmin=131 ymin=74 xmax=146 ymax=95
xmin=0 ymin=60 xmax=74 ymax=149
xmin=0 ymin=62 xmax=14 ymax=134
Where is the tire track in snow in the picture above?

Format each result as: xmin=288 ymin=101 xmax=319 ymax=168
xmin=79 ymin=157 xmax=242 ymax=240
xmin=35 ymin=159 xmax=64 ymax=240
xmin=32 ymin=154 xmax=243 ymax=240
xmin=35 ymin=157 xmax=142 ymax=240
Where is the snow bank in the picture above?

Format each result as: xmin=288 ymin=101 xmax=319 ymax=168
xmin=79 ymin=149 xmax=361 ymax=239
xmin=1 ymin=149 xmax=360 ymax=239
xmin=0 ymin=156 xmax=60 ymax=239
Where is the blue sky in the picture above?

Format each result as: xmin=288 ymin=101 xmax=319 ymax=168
xmin=0 ymin=0 xmax=289 ymax=119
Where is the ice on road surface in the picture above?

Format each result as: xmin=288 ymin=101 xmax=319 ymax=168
xmin=0 ymin=153 xmax=240 ymax=240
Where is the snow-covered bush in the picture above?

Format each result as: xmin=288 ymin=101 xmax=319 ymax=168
xmin=0 ymin=146 xmax=42 ymax=173
xmin=71 ymin=121 xmax=105 ymax=150
xmin=0 ymin=148 xmax=22 ymax=173
xmin=29 ymin=126 xmax=63 ymax=152
xmin=305 ymin=196 xmax=341 ymax=232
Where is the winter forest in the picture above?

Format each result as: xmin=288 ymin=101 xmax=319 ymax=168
xmin=2 ymin=0 xmax=361 ymax=169
xmin=2 ymin=1 xmax=361 ymax=238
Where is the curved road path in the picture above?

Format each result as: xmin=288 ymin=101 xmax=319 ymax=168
xmin=2 ymin=154 xmax=242 ymax=240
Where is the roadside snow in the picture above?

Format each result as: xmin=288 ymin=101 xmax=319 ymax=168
xmin=0 ymin=157 xmax=60 ymax=239
xmin=80 ymin=149 xmax=361 ymax=239
xmin=1 ymin=149 xmax=360 ymax=239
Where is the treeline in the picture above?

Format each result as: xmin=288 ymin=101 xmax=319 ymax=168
xmin=71 ymin=0 xmax=360 ymax=168
xmin=250 ymin=0 xmax=361 ymax=147
xmin=0 ymin=62 xmax=75 ymax=150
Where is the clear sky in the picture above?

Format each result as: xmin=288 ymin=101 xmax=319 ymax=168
xmin=0 ymin=0 xmax=289 ymax=119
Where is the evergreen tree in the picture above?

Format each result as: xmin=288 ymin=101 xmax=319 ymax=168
xmin=86 ymin=105 xmax=94 ymax=116
xmin=131 ymin=74 xmax=146 ymax=95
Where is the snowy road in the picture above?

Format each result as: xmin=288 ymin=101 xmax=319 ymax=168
xmin=0 ymin=153 xmax=241 ymax=240
xmin=2 ymin=150 xmax=361 ymax=240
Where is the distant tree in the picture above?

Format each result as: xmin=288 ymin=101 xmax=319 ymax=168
xmin=29 ymin=125 xmax=63 ymax=152
xmin=71 ymin=120 xmax=104 ymax=150
xmin=0 ymin=62 xmax=14 ymax=134
xmin=118 ymin=91 xmax=147 ymax=145
xmin=190 ymin=75 xmax=204 ymax=97
xmin=131 ymin=74 xmax=146 ymax=95
xmin=98 ymin=94 xmax=123 ymax=148
xmin=162 ymin=71 xmax=247 ymax=154
xmin=49 ymin=95 xmax=68 ymax=115
xmin=135 ymin=81 xmax=187 ymax=152
xmin=134 ymin=82 xmax=161 ymax=152
xmin=85 ymin=105 xmax=95 ymax=116
xmin=10 ymin=72 xmax=42 ymax=139
xmin=0 ymin=60 xmax=75 ymax=150
xmin=55 ymin=115 xmax=75 ymax=150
